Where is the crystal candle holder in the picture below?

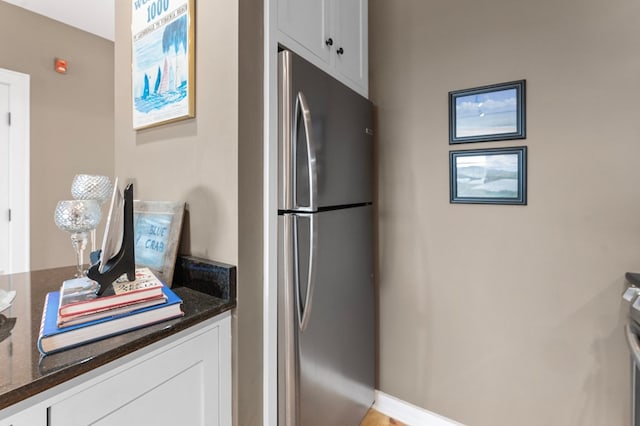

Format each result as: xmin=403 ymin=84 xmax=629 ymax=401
xmin=71 ymin=175 xmax=113 ymax=203
xmin=71 ymin=174 xmax=113 ymax=252
xmin=54 ymin=200 xmax=102 ymax=277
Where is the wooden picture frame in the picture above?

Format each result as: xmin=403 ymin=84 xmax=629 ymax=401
xmin=131 ymin=0 xmax=195 ymax=130
xmin=133 ymin=200 xmax=185 ymax=286
xmin=449 ymin=80 xmax=526 ymax=144
xmin=450 ymin=146 xmax=527 ymax=205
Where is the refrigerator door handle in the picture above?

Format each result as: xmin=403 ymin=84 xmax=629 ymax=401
xmin=279 ymin=51 xmax=294 ymax=211
xmin=282 ymin=214 xmax=299 ymax=425
xmin=627 ymin=324 xmax=640 ymax=366
xmin=294 ymin=91 xmax=318 ymax=212
xmin=297 ymin=213 xmax=318 ymax=332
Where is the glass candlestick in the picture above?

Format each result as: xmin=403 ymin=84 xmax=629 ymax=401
xmin=54 ymin=200 xmax=102 ymax=277
xmin=71 ymin=175 xmax=113 ymax=252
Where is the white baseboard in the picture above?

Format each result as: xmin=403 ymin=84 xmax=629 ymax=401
xmin=373 ymin=390 xmax=464 ymax=426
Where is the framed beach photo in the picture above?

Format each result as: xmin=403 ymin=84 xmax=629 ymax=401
xmin=450 ymin=146 xmax=527 ymax=205
xmin=131 ymin=0 xmax=195 ymax=130
xmin=133 ymin=200 xmax=185 ymax=286
xmin=449 ymin=80 xmax=526 ymax=144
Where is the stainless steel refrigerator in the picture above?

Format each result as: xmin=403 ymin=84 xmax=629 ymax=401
xmin=277 ymin=49 xmax=375 ymax=426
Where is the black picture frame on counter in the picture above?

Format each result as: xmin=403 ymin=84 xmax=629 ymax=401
xmin=449 ymin=80 xmax=526 ymax=144
xmin=450 ymin=146 xmax=527 ymax=205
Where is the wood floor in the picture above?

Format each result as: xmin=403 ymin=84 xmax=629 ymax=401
xmin=360 ymin=408 xmax=406 ymax=426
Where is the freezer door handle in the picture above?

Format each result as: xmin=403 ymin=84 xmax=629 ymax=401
xmin=296 ymin=213 xmax=317 ymax=332
xmin=294 ymin=91 xmax=318 ymax=212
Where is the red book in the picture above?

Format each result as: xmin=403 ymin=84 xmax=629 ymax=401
xmin=58 ymin=268 xmax=165 ymax=319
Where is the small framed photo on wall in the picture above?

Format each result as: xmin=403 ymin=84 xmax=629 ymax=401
xmin=449 ymin=80 xmax=526 ymax=144
xmin=450 ymin=146 xmax=527 ymax=205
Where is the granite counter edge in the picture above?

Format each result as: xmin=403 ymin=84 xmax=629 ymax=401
xmin=0 ymin=288 xmax=235 ymax=411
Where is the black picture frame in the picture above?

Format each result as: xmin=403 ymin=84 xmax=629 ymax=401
xmin=450 ymin=146 xmax=527 ymax=205
xmin=449 ymin=80 xmax=526 ymax=144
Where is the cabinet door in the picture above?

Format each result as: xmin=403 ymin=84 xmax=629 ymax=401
xmin=333 ymin=0 xmax=368 ymax=92
xmin=48 ymin=318 xmax=230 ymax=426
xmin=278 ymin=0 xmax=331 ymax=63
xmin=0 ymin=407 xmax=46 ymax=426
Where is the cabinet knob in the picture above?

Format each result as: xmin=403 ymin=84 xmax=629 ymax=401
xmin=337 ymin=47 xmax=344 ymax=55
xmin=325 ymin=38 xmax=333 ymax=47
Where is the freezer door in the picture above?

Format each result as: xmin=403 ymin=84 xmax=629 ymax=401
xmin=278 ymin=50 xmax=373 ymax=211
xmin=278 ymin=205 xmax=375 ymax=426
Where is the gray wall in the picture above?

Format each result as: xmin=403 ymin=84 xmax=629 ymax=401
xmin=0 ymin=2 xmax=114 ymax=271
xmin=370 ymin=0 xmax=640 ymax=425
xmin=114 ymin=1 xmax=263 ymax=424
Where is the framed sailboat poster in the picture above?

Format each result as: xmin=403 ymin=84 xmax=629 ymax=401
xmin=131 ymin=0 xmax=195 ymax=130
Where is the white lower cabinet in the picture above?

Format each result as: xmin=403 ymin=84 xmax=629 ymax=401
xmin=0 ymin=312 xmax=231 ymax=426
xmin=0 ymin=407 xmax=45 ymax=426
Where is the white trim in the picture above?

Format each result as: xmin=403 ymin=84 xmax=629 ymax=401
xmin=219 ymin=313 xmax=233 ymax=426
xmin=0 ymin=68 xmax=30 ymax=274
xmin=263 ymin=0 xmax=279 ymax=425
xmin=374 ymin=391 xmax=465 ymax=426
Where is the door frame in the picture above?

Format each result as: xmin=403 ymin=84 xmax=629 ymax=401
xmin=263 ymin=0 xmax=279 ymax=424
xmin=0 ymin=68 xmax=30 ymax=274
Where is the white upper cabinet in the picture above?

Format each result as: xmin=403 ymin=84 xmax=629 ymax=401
xmin=276 ymin=0 xmax=368 ymax=97
xmin=332 ymin=0 xmax=367 ymax=93
xmin=277 ymin=0 xmax=331 ymax=63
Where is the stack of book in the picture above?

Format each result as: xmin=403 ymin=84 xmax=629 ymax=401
xmin=38 ymin=267 xmax=184 ymax=355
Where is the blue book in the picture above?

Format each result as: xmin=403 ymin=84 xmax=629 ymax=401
xmin=38 ymin=286 xmax=183 ymax=355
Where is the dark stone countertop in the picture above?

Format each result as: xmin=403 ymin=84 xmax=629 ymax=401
xmin=0 ymin=261 xmax=236 ymax=412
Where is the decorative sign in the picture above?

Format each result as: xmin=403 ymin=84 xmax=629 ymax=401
xmin=133 ymin=201 xmax=185 ymax=286
xmin=131 ymin=0 xmax=195 ymax=130
xmin=134 ymin=213 xmax=173 ymax=270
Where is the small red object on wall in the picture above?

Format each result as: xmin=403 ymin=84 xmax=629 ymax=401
xmin=54 ymin=58 xmax=67 ymax=74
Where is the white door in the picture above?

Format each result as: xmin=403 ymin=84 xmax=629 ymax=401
xmin=0 ymin=83 xmax=8 ymax=274
xmin=0 ymin=69 xmax=29 ymax=275
xmin=332 ymin=0 xmax=368 ymax=92
xmin=277 ymin=0 xmax=331 ymax=64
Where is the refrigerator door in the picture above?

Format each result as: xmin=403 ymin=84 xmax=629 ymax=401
xmin=278 ymin=205 xmax=375 ymax=426
xmin=278 ymin=50 xmax=373 ymax=211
